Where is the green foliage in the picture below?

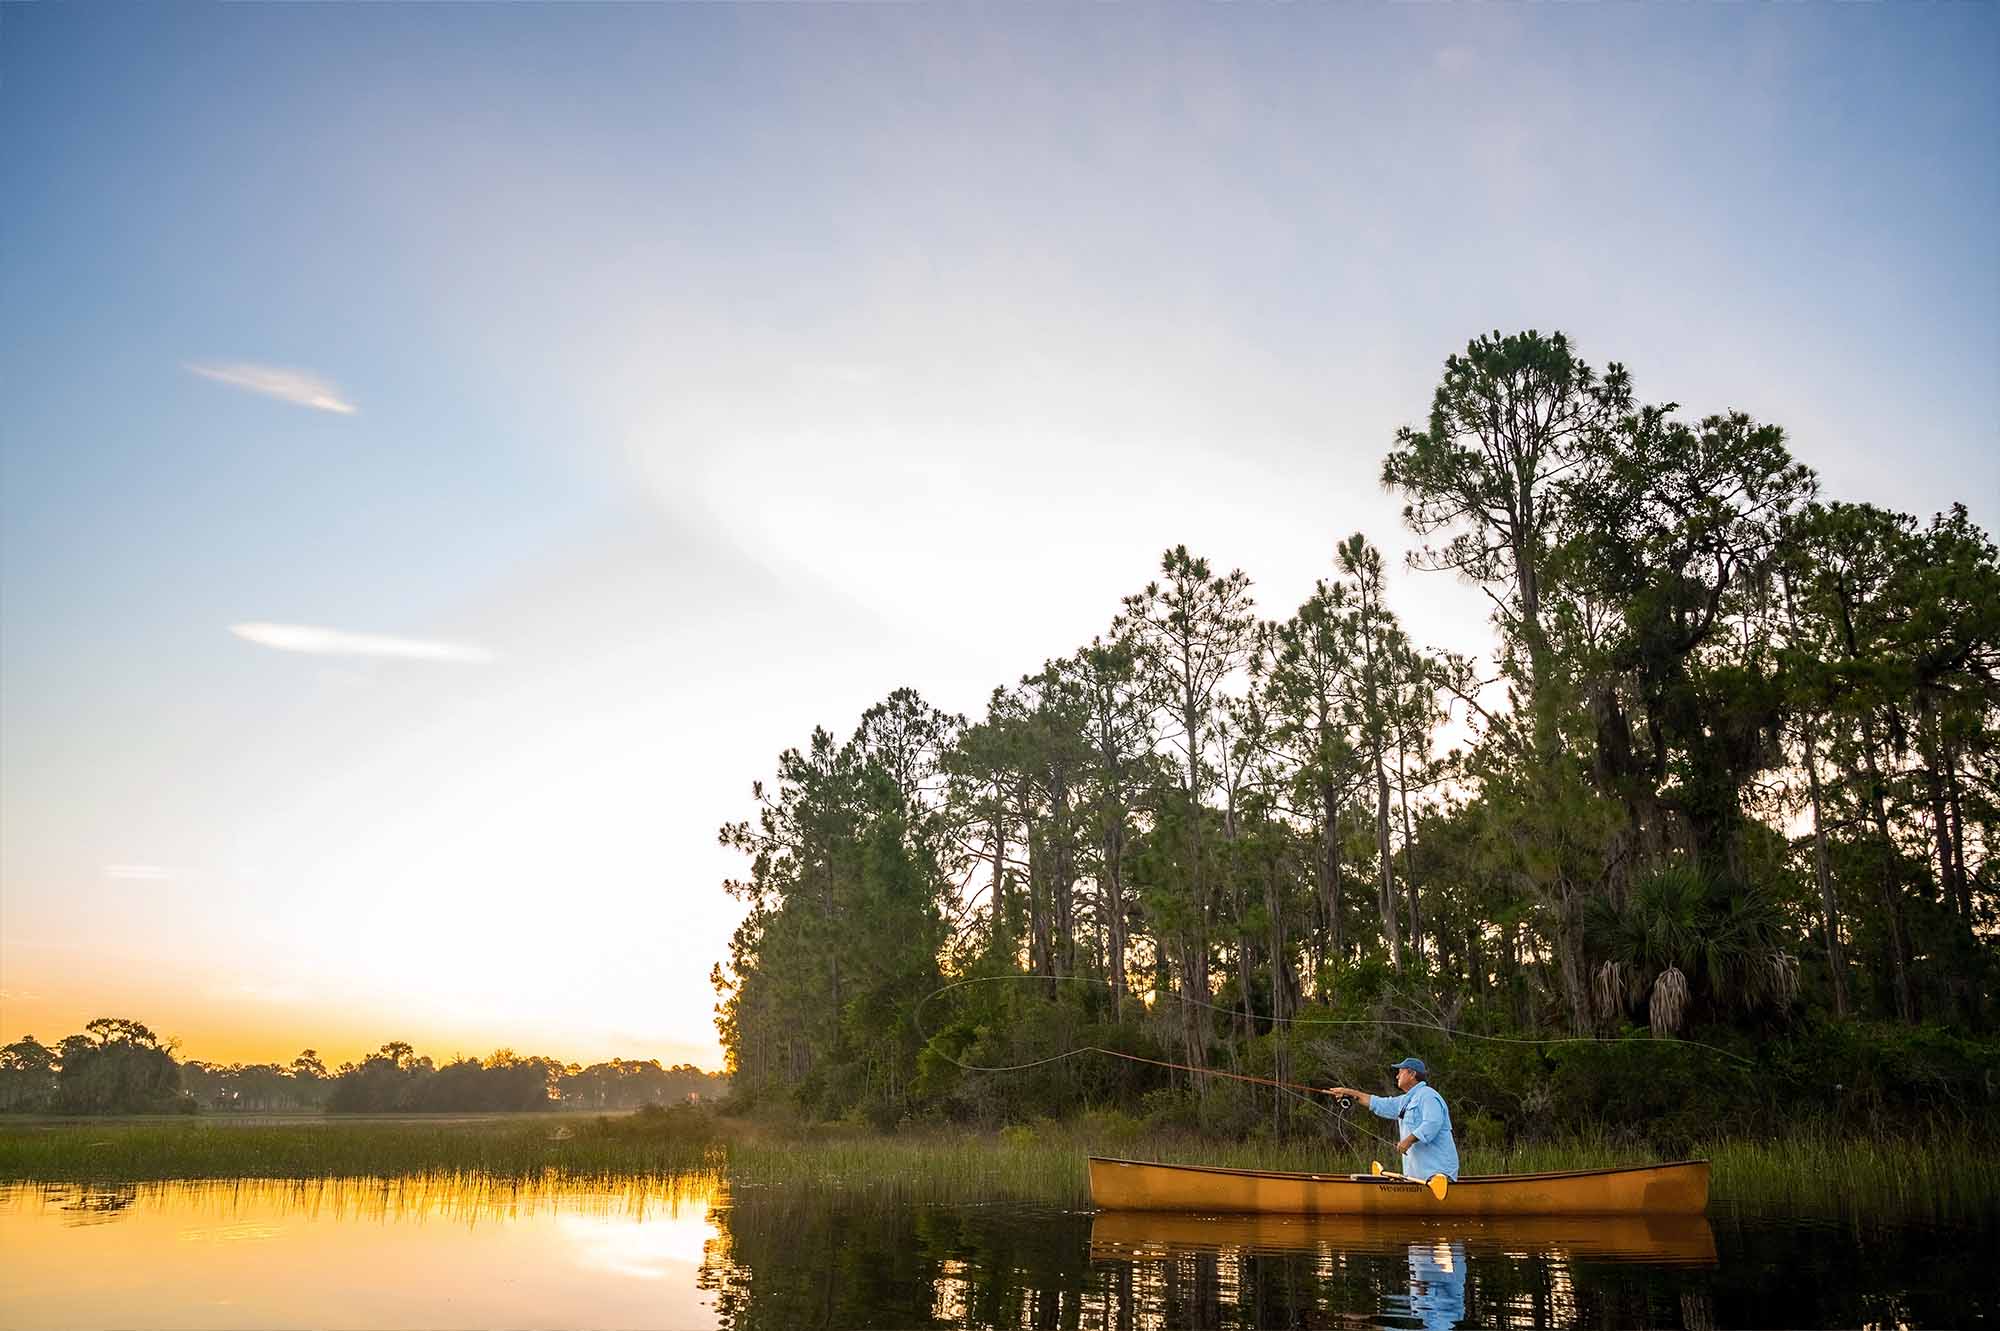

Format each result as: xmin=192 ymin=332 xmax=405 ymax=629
xmin=1586 ymin=863 xmax=1798 ymax=1033
xmin=578 ymin=1101 xmax=721 ymax=1149
xmin=1135 ymin=1087 xmax=1201 ymax=1134
xmin=0 ymin=1113 xmax=723 ymax=1182
xmin=714 ymin=328 xmax=1999 ymax=1144
xmin=3 ymin=1021 xmax=728 ymax=1118
xmin=1540 ymin=1036 xmax=1726 ymax=1153
xmin=995 ymin=1122 xmax=1041 ymax=1150
xmin=0 ymin=1036 xmax=59 ymax=1112
xmin=1072 ymin=1106 xmax=1145 ymax=1147
xmin=52 ymin=1019 xmax=186 ymax=1114
xmin=716 ymin=691 xmax=959 ymax=1125
xmin=10 ymin=1116 xmax=1994 ymax=1222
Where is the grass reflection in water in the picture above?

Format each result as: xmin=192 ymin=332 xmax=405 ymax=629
xmin=4 ymin=1169 xmax=1996 ymax=1329
xmin=7 ymin=1168 xmax=722 ymax=1227
xmin=0 ymin=1173 xmax=729 ymax=1330
xmin=7 ymin=1115 xmax=1997 ymax=1223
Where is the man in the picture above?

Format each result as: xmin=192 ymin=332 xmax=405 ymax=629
xmin=1326 ymin=1057 xmax=1460 ymax=1182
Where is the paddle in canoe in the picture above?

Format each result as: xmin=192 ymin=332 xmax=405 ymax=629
xmin=1087 ymin=1156 xmax=1710 ymax=1216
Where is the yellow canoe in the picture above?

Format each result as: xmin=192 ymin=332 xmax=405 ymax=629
xmin=1087 ymin=1156 xmax=1709 ymax=1216
xmin=1089 ymin=1209 xmax=1718 ymax=1265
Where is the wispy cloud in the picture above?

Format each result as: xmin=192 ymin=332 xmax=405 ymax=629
xmin=186 ymin=361 xmax=357 ymax=414
xmin=231 ymin=622 xmax=495 ymax=664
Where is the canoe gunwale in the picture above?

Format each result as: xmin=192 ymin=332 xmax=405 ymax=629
xmin=1087 ymin=1156 xmax=1711 ymax=1216
xmin=1087 ymin=1155 xmax=1710 ymax=1185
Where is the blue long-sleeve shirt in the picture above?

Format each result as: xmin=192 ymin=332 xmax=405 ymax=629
xmin=1368 ymin=1082 xmax=1460 ymax=1182
xmin=1402 ymin=1240 xmax=1468 ymax=1331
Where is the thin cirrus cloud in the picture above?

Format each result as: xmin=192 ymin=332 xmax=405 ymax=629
xmin=231 ymin=622 xmax=495 ymax=664
xmin=185 ymin=361 xmax=358 ymax=414
xmin=102 ymin=864 xmax=180 ymax=881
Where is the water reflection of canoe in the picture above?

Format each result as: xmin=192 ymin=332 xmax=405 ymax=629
xmin=1089 ymin=1209 xmax=1719 ymax=1266
xmin=1088 ymin=1157 xmax=1709 ymax=1216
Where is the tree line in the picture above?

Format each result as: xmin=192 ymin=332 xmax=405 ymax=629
xmin=714 ymin=329 xmax=1998 ymax=1137
xmin=0 ymin=1018 xmax=728 ymax=1114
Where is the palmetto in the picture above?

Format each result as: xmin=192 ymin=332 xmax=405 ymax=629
xmin=1588 ymin=864 xmax=1799 ymax=1036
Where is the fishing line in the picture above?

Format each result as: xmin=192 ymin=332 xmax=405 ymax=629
xmin=913 ymin=976 xmax=1369 ymax=1140
xmin=914 ymin=974 xmax=1755 ymax=1073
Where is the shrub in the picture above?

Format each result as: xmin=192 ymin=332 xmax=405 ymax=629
xmin=1075 ymin=1107 xmax=1145 ymax=1148
xmin=997 ymin=1122 xmax=1044 ymax=1150
xmin=1137 ymin=1087 xmax=1200 ymax=1134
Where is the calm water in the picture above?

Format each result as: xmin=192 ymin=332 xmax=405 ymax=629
xmin=2 ymin=1176 xmax=1994 ymax=1328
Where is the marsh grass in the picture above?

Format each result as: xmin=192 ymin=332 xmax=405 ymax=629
xmin=0 ymin=1108 xmax=721 ymax=1184
xmin=3 ymin=1112 xmax=1992 ymax=1218
xmin=717 ymin=1121 xmax=1662 ymax=1206
xmin=1703 ymin=1131 xmax=2000 ymax=1216
xmin=725 ymin=1123 xmax=1999 ymax=1217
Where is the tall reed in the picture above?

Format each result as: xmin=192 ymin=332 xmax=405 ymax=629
xmin=3 ymin=1115 xmax=1993 ymax=1218
xmin=0 ymin=1113 xmax=720 ymax=1183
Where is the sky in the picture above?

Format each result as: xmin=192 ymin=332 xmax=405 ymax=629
xmin=2 ymin=4 xmax=1994 ymax=1072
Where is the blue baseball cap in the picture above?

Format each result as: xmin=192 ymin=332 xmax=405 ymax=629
xmin=1389 ymin=1057 xmax=1427 ymax=1074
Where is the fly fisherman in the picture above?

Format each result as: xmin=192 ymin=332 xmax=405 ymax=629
xmin=1326 ymin=1057 xmax=1461 ymax=1182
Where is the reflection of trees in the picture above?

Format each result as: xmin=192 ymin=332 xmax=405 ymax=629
xmin=696 ymin=1191 xmax=1746 ymax=1331
xmin=53 ymin=1183 xmax=139 ymax=1225
xmin=6 ymin=1175 xmax=1994 ymax=1326
xmin=698 ymin=1189 xmax=1098 ymax=1330
xmin=535 ymin=1188 xmax=2000 ymax=1331
xmin=697 ymin=1188 xmax=1380 ymax=1331
xmin=1102 ymin=1239 xmax=1724 ymax=1331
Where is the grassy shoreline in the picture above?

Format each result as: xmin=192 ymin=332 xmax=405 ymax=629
xmin=2 ymin=1112 xmax=1993 ymax=1216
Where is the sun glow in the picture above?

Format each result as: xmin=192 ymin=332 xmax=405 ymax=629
xmin=556 ymin=1200 xmax=719 ymax=1281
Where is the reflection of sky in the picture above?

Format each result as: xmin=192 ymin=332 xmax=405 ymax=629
xmin=0 ymin=1179 xmax=724 ymax=1330
xmin=4 ymin=4 xmax=1995 ymax=1068
xmin=555 ymin=1206 xmax=715 ymax=1282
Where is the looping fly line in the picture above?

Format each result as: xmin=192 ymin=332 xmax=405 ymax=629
xmin=913 ymin=976 xmax=1369 ymax=1135
xmin=913 ymin=973 xmax=1755 ymax=1075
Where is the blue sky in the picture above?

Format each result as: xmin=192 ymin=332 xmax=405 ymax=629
xmin=2 ymin=3 xmax=1994 ymax=1066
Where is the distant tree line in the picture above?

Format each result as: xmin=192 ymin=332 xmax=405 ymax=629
xmin=715 ymin=329 xmax=1999 ymax=1138
xmin=311 ymin=1044 xmax=725 ymax=1114
xmin=0 ymin=1019 xmax=186 ymax=1115
xmin=0 ymin=1020 xmax=728 ymax=1114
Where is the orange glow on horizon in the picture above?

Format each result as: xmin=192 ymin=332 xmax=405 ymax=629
xmin=0 ymin=973 xmax=724 ymax=1074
